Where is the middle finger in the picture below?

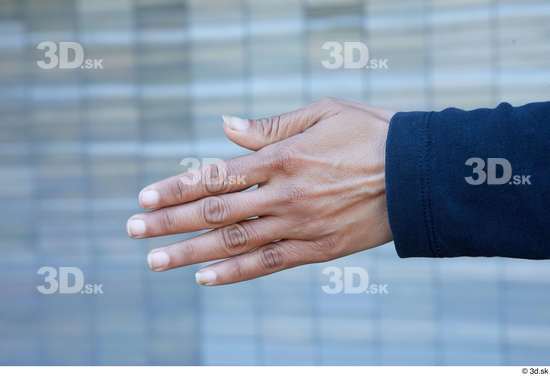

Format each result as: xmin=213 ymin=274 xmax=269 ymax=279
xmin=127 ymin=189 xmax=269 ymax=238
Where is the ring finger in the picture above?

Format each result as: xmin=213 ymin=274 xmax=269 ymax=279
xmin=146 ymin=216 xmax=288 ymax=271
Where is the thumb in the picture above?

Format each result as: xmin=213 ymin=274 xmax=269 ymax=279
xmin=222 ymin=99 xmax=339 ymax=151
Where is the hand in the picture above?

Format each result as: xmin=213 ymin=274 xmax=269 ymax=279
xmin=127 ymin=98 xmax=395 ymax=285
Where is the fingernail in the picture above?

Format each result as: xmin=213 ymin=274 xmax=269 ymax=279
xmin=195 ymin=269 xmax=217 ymax=285
xmin=222 ymin=115 xmax=249 ymax=132
xmin=127 ymin=218 xmax=146 ymax=237
xmin=147 ymin=249 xmax=170 ymax=271
xmin=139 ymin=189 xmax=159 ymax=208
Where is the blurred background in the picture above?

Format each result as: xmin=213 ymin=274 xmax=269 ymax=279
xmin=1 ymin=0 xmax=550 ymax=366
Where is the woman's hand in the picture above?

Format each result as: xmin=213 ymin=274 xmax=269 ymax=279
xmin=127 ymin=98 xmax=395 ymax=285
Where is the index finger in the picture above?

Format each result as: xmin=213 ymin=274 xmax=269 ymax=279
xmin=138 ymin=153 xmax=271 ymax=210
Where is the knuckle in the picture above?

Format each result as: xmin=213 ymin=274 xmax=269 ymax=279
xmin=259 ymin=244 xmax=284 ymax=270
xmin=317 ymin=97 xmax=339 ymax=108
xmin=159 ymin=209 xmax=179 ymax=230
xmin=315 ymin=235 xmax=338 ymax=251
xmin=204 ymin=163 xmax=228 ymax=194
xmin=174 ymin=176 xmax=189 ymax=202
xmin=271 ymin=145 xmax=298 ymax=173
xmin=282 ymin=184 xmax=307 ymax=205
xmin=314 ymin=97 xmax=343 ymax=117
xmin=221 ymin=223 xmax=249 ymax=255
xmin=232 ymin=257 xmax=245 ymax=281
xmin=202 ymin=196 xmax=229 ymax=225
xmin=312 ymin=236 xmax=340 ymax=262
xmin=257 ymin=115 xmax=281 ymax=140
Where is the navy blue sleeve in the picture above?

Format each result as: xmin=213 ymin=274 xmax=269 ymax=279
xmin=385 ymin=101 xmax=550 ymax=259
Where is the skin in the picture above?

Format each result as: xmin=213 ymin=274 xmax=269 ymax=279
xmin=127 ymin=98 xmax=395 ymax=286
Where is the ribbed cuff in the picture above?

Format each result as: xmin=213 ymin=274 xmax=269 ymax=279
xmin=385 ymin=111 xmax=438 ymax=258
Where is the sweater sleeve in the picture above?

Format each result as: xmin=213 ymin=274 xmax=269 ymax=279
xmin=385 ymin=101 xmax=550 ymax=259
